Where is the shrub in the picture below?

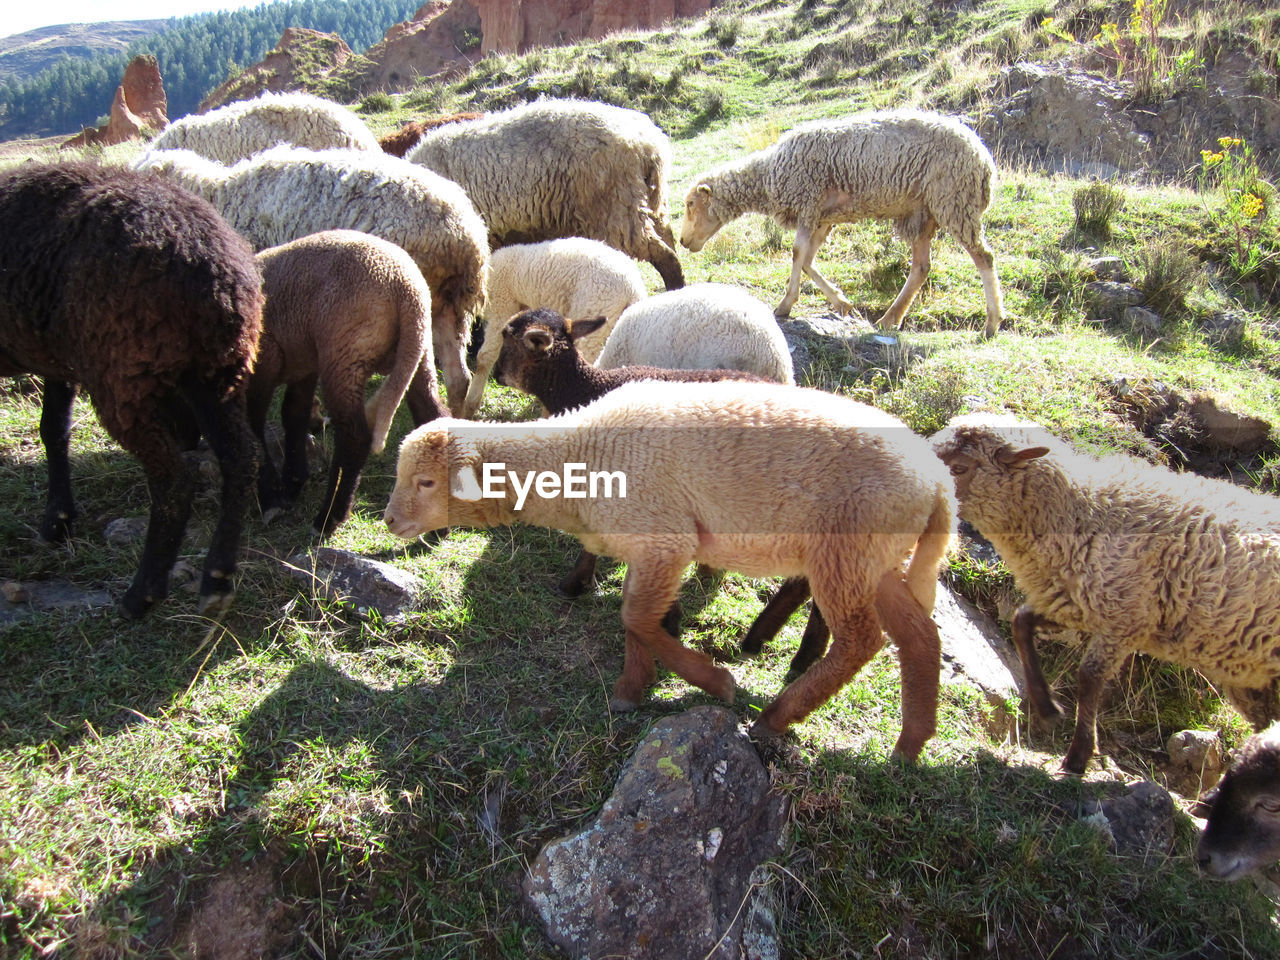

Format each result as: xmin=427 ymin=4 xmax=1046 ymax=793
xmin=1134 ymin=241 xmax=1199 ymax=317
xmin=1073 ymin=181 xmax=1126 ymax=238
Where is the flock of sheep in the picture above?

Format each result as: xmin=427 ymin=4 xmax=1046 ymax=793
xmin=1 ymin=90 xmax=1278 ymax=881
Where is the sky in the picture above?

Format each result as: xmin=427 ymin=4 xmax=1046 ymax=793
xmin=2 ymin=2 xmax=268 ymax=40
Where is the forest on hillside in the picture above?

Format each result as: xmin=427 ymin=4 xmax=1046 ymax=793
xmin=0 ymin=0 xmax=419 ymax=138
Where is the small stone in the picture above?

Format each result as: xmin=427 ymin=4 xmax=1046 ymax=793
xmin=2 ymin=581 xmax=31 ymax=604
xmin=104 ymin=517 xmax=148 ymax=545
xmin=1124 ymin=305 xmax=1162 ymax=336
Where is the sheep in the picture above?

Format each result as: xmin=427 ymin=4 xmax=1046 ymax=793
xmin=680 ymin=109 xmax=1005 ymax=337
xmin=492 ymin=305 xmax=772 ymax=600
xmin=1196 ymin=723 xmax=1280 ymax=881
xmin=383 ymin=379 xmax=955 ymax=757
xmin=148 ymin=91 xmax=381 ymax=163
xmin=378 ymin=112 xmax=485 ymax=158
xmin=594 ymin=283 xmax=795 ymax=386
xmin=249 ymin=230 xmax=447 ymax=537
xmin=134 ymin=145 xmax=489 ymax=417
xmin=0 ymin=161 xmax=263 ymax=618
xmin=931 ymin=414 xmax=1280 ymax=774
xmin=406 ymin=98 xmax=685 ymax=290
xmin=463 ymin=237 xmax=648 ymax=418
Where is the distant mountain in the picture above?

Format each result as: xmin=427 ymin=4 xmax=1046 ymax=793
xmin=0 ymin=21 xmax=171 ymax=81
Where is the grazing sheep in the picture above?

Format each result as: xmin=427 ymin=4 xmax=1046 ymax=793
xmin=0 ymin=161 xmax=263 ymax=617
xmin=149 ymin=91 xmax=381 ymax=162
xmin=493 ymin=306 xmax=771 ymax=598
xmin=463 ymin=237 xmax=648 ymax=418
xmin=135 ymin=145 xmax=489 ymax=416
xmin=407 ymin=98 xmax=685 ymax=290
xmin=1196 ymin=723 xmax=1280 ymax=880
xmin=594 ymin=283 xmax=795 ymax=385
xmin=378 ymin=112 xmax=485 ymax=157
xmin=932 ymin=414 xmax=1280 ymax=774
xmin=681 ymin=109 xmax=1005 ymax=337
xmin=384 ymin=379 xmax=955 ymax=757
xmin=250 ymin=230 xmax=447 ymax=537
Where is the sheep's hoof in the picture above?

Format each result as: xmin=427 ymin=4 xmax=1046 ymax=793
xmin=1058 ymin=754 xmax=1089 ymax=777
xmin=711 ymin=671 xmax=737 ymax=703
xmin=555 ymin=577 xmax=594 ymax=599
xmin=748 ymin=717 xmax=782 ymax=740
xmin=197 ymin=588 xmax=235 ymax=619
xmin=608 ymin=695 xmax=639 ymax=714
xmin=118 ymin=586 xmax=156 ymax=620
xmin=261 ymin=505 xmax=286 ymax=526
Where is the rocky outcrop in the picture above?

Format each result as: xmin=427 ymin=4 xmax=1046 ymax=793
xmin=61 ymin=55 xmax=168 ymax=149
xmin=199 ymin=27 xmax=354 ymax=112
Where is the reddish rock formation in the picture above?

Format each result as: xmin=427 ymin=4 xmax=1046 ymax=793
xmin=62 ymin=55 xmax=168 ymax=149
xmin=199 ymin=27 xmax=354 ymax=112
xmin=476 ymin=0 xmax=718 ymax=55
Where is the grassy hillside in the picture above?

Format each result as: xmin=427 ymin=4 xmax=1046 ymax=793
xmin=2 ymin=0 xmax=1280 ymax=956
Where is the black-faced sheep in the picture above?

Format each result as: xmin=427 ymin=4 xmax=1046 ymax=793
xmin=493 ymin=306 xmax=772 ymax=599
xmin=0 ymin=161 xmax=263 ymax=618
xmin=681 ymin=109 xmax=1005 ymax=337
xmin=406 ymin=98 xmax=685 ymax=290
xmin=594 ymin=283 xmax=795 ymax=385
xmin=250 ymin=230 xmax=447 ymax=537
xmin=1196 ymin=723 xmax=1280 ymax=880
xmin=384 ymin=380 xmax=955 ymax=758
xmin=463 ymin=237 xmax=648 ymax=418
xmin=932 ymin=414 xmax=1280 ymax=774
xmin=148 ymin=91 xmax=381 ymax=162
xmin=134 ymin=145 xmax=489 ymax=416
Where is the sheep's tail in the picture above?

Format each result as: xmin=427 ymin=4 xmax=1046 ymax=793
xmin=903 ymin=487 xmax=954 ymax=616
xmin=366 ymin=287 xmax=430 ymax=455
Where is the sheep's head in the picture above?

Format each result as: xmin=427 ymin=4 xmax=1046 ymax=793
xmin=680 ymin=182 xmax=726 ymax=251
xmin=495 ymin=308 xmax=607 ymax=390
xmin=1197 ymin=724 xmax=1280 ymax=881
xmin=930 ymin=416 xmax=1050 ymax=521
xmin=384 ymin=420 xmax=496 ymax=537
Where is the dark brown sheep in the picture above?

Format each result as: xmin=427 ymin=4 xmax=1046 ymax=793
xmin=1197 ymin=723 xmax=1280 ymax=880
xmin=0 ymin=161 xmax=263 ymax=618
xmin=378 ymin=113 xmax=485 ymax=158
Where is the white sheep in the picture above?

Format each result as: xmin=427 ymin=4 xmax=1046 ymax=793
xmin=681 ymin=109 xmax=1005 ymax=337
xmin=406 ymin=98 xmax=685 ymax=291
xmin=594 ymin=283 xmax=795 ymax=385
xmin=463 ymin=237 xmax=648 ymax=418
xmin=249 ymin=230 xmax=446 ymax=537
xmin=384 ymin=379 xmax=955 ymax=758
xmin=932 ymin=414 xmax=1280 ymax=774
xmin=148 ymin=91 xmax=381 ymax=163
xmin=135 ymin=145 xmax=489 ymax=416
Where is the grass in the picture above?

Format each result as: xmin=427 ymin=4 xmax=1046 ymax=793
xmin=3 ymin=0 xmax=1280 ymax=956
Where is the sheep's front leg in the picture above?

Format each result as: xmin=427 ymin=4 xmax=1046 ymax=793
xmin=1011 ymin=604 xmax=1066 ymax=722
xmin=1062 ymin=639 xmax=1126 ymax=775
xmin=461 ymin=324 xmax=503 ymax=419
xmin=775 ymin=222 xmax=829 ymax=318
xmin=612 ymin=559 xmax=735 ymax=710
xmin=797 ymin=224 xmax=853 ymax=315
xmin=878 ymin=218 xmax=938 ymax=331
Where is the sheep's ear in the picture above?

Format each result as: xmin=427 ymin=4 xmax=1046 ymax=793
xmin=696 ymin=183 xmax=712 ymax=197
xmin=449 ymin=463 xmax=485 ymax=500
xmin=568 ymin=316 xmax=608 ymax=342
xmin=998 ymin=445 xmax=1050 ymax=467
xmin=522 ymin=326 xmax=553 ymax=355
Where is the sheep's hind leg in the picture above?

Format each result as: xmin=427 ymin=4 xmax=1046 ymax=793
xmin=186 ymin=378 xmax=257 ymax=618
xmin=798 ymin=225 xmax=853 ymax=315
xmin=612 ymin=558 xmax=735 ymax=710
xmin=874 ymin=570 xmax=941 ymax=761
xmin=1061 ymin=639 xmax=1127 ymax=775
xmin=963 ymin=235 xmax=1004 ymax=338
xmin=279 ymin=377 xmax=318 ymax=501
xmin=776 ymin=223 xmax=845 ymax=317
xmin=38 ymin=379 xmax=79 ymax=543
xmin=1223 ymin=682 xmax=1280 ymax=731
xmin=432 ymin=300 xmax=472 ymax=418
xmin=877 ymin=218 xmax=937 ymax=332
xmin=311 ymin=378 xmax=372 ymax=538
xmin=740 ymin=577 xmax=832 ymax=679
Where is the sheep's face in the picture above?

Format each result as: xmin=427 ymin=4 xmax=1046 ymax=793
xmin=384 ymin=425 xmax=454 ymax=538
xmin=1197 ymin=732 xmax=1280 ymax=880
xmin=680 ymin=183 xmax=724 ymax=251
xmin=495 ymin=309 xmax=608 ymax=390
xmin=933 ymin=428 xmax=1049 ymax=524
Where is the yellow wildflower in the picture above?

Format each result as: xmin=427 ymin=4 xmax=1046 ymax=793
xmin=1217 ymin=136 xmax=1243 ymax=149
xmin=1241 ymin=194 xmax=1264 ymax=219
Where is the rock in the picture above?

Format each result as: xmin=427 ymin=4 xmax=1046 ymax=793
xmin=1162 ymin=729 xmax=1225 ymax=800
xmin=932 ymin=584 xmax=1022 ymax=738
xmin=200 ymin=28 xmax=354 ymax=111
xmin=1083 ymin=280 xmax=1143 ymax=323
xmin=524 ymin=705 xmax=788 ymax=960
xmin=1185 ymin=393 xmax=1272 ymax=454
xmin=1088 ymin=256 xmax=1129 ymax=282
xmin=61 ymin=55 xmax=168 ymax=149
xmin=284 ymin=547 xmax=421 ymax=621
xmin=105 ymin=517 xmax=149 ymax=545
xmin=0 ymin=579 xmax=114 ymax=627
xmin=1080 ymin=780 xmax=1175 ymax=858
xmin=777 ymin=313 xmax=874 ymax=381
xmin=1203 ymin=310 xmax=1249 ymax=341
xmin=1124 ymin=304 xmax=1162 ymax=336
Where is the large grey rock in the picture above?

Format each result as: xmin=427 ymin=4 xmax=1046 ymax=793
xmin=0 ymin=579 xmax=114 ymax=627
xmin=933 ymin=584 xmax=1022 ymax=737
xmin=777 ymin=312 xmax=874 ymax=382
xmin=524 ymin=706 xmax=788 ymax=960
xmin=1081 ymin=780 xmax=1176 ymax=859
xmin=1084 ymin=281 xmax=1144 ymax=323
xmin=284 ymin=547 xmax=420 ymax=621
